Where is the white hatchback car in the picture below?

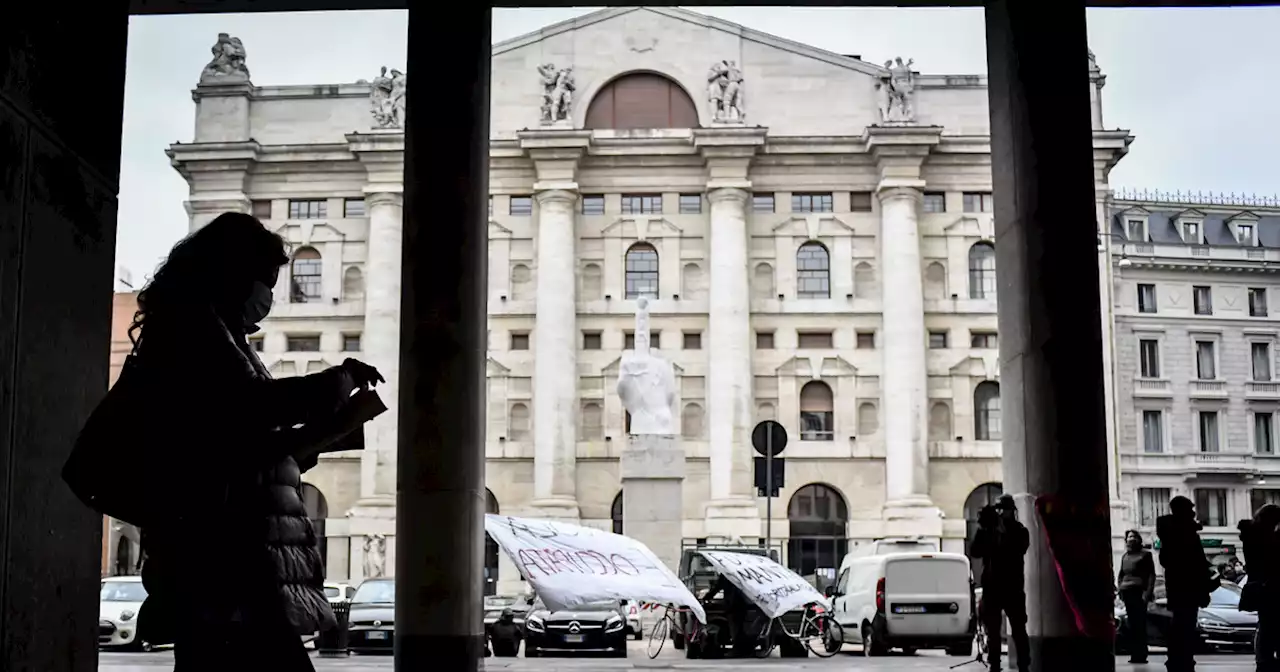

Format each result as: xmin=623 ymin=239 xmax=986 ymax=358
xmin=99 ymin=576 xmax=149 ymax=650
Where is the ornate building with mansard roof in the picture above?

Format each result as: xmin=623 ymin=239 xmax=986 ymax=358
xmin=168 ymin=7 xmax=1131 ymax=593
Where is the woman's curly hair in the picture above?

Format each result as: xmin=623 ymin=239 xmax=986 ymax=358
xmin=129 ymin=212 xmax=289 ymax=348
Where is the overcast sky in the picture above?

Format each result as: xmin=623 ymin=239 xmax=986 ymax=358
xmin=116 ymin=6 xmax=1280 ymax=286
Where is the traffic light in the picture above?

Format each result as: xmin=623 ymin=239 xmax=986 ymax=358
xmin=753 ymin=456 xmax=785 ymax=497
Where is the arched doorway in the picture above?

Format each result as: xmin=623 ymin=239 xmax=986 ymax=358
xmin=584 ymin=72 xmax=699 ymax=130
xmin=786 ymin=483 xmax=849 ymax=578
xmin=300 ymin=483 xmax=328 ymax=571
xmin=485 ymin=489 xmax=500 ymax=596
xmin=612 ymin=491 xmax=624 ymax=535
xmin=964 ymin=482 xmax=1003 ymax=585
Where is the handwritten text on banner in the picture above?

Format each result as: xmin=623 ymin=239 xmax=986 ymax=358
xmin=695 ymin=549 xmax=829 ymax=619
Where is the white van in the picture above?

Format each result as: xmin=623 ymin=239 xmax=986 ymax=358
xmin=825 ymin=552 xmax=975 ymax=657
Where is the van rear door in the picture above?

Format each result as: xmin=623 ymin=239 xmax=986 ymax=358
xmin=883 ymin=556 xmax=971 ymax=638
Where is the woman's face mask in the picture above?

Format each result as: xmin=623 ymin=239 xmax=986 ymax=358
xmin=242 ymin=280 xmax=274 ymax=326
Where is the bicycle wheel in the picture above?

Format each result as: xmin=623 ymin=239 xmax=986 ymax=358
xmin=647 ymin=614 xmax=670 ymax=659
xmin=749 ymin=613 xmax=776 ymax=658
xmin=805 ymin=613 xmax=844 ymax=658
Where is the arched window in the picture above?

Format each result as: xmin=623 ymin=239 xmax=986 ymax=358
xmin=612 ymin=491 xmax=624 ymax=535
xmin=485 ymin=489 xmax=500 ymax=596
xmin=968 ymin=242 xmax=997 ymax=300
xmin=584 ymin=73 xmax=699 ymax=130
xmin=799 ymin=381 xmax=834 ymax=441
xmin=928 ymin=402 xmax=953 ymax=441
xmin=796 ymin=242 xmax=831 ymax=299
xmin=511 ymin=264 xmax=533 ymax=301
xmin=854 ymin=262 xmax=876 ymax=299
xmin=581 ymin=263 xmax=603 ymax=300
xmin=581 ymin=402 xmax=603 ymax=440
xmin=681 ymin=263 xmax=706 ymax=301
xmin=964 ymin=483 xmax=1004 ymax=583
xmin=342 ymin=265 xmax=364 ymax=302
xmin=857 ymin=402 xmax=879 ymax=436
xmin=974 ymin=381 xmax=1002 ymax=440
xmin=625 ymin=243 xmax=659 ymax=299
xmin=681 ymin=403 xmax=704 ymax=439
xmin=509 ymin=403 xmax=530 ymax=441
xmin=753 ymin=262 xmax=775 ymax=299
xmin=924 ymin=262 xmax=947 ymax=300
xmin=300 ymin=483 xmax=328 ymax=568
xmin=787 ymin=483 xmax=849 ymax=577
xmin=290 ymin=247 xmax=322 ymax=303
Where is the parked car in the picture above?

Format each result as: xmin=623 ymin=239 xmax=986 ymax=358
xmin=348 ymin=578 xmax=395 ymax=654
xmin=1116 ymin=579 xmax=1256 ymax=654
xmin=483 ymin=594 xmax=531 ymax=630
xmin=99 ymin=576 xmax=152 ymax=651
xmin=523 ymin=597 xmax=629 ymax=657
xmin=624 ymin=600 xmax=642 ymax=640
xmin=324 ymin=581 xmax=354 ymax=604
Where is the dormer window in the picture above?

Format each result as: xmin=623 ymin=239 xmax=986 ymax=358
xmin=1126 ymin=219 xmax=1146 ymax=241
xmin=1236 ymin=223 xmax=1256 ymax=246
xmin=1182 ymin=221 xmax=1201 ymax=244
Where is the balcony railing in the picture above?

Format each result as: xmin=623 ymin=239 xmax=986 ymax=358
xmin=1134 ymin=378 xmax=1171 ymax=396
xmin=1190 ymin=380 xmax=1228 ymax=398
xmin=1187 ymin=452 xmax=1251 ymax=473
xmin=1247 ymin=382 xmax=1280 ymax=399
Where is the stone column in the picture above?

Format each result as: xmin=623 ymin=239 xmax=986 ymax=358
xmin=877 ymin=186 xmax=933 ymax=514
xmin=530 ymin=188 xmax=580 ymax=519
xmin=987 ymin=0 xmax=1116 ymax=669
xmin=703 ymin=187 xmax=760 ymax=538
xmin=361 ymin=190 xmax=403 ymax=502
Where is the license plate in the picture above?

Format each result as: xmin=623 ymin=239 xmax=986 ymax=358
xmin=893 ymin=605 xmax=926 ymax=614
xmin=367 ymin=631 xmax=388 ymax=640
xmin=563 ymin=634 xmax=584 ymax=643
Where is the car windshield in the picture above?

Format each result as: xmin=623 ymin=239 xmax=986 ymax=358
xmin=1209 ymin=584 xmax=1241 ymax=608
xmin=484 ymin=596 xmax=519 ymax=609
xmin=352 ymin=580 xmax=395 ymax=604
xmin=324 ymin=586 xmax=341 ymax=598
xmin=100 ymin=581 xmax=147 ymax=602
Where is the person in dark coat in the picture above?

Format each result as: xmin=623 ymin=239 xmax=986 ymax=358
xmin=1157 ymin=496 xmax=1213 ymax=672
xmin=1117 ymin=529 xmax=1156 ymax=664
xmin=132 ymin=213 xmax=383 ymax=671
xmin=487 ymin=607 xmax=524 ymax=657
xmin=704 ymin=573 xmax=751 ymax=656
xmin=1239 ymin=504 xmax=1280 ymax=671
xmin=971 ymin=495 xmax=1030 ymax=672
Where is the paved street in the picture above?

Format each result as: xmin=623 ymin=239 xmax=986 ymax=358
xmin=99 ymin=643 xmax=1256 ymax=671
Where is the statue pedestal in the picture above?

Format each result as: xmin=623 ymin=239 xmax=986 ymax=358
xmin=621 ymin=434 xmax=685 ymax=574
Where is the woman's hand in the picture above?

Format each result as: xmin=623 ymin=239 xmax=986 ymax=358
xmin=341 ymin=358 xmax=385 ymax=389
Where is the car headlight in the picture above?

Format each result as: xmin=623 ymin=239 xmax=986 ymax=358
xmin=605 ymin=615 xmax=624 ymax=632
xmin=526 ymin=615 xmax=545 ymax=633
xmin=119 ymin=610 xmax=135 ymax=622
xmin=1198 ymin=615 xmax=1228 ymax=626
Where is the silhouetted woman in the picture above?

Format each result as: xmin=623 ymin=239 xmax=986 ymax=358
xmin=132 ymin=213 xmax=382 ymax=671
xmin=1240 ymin=504 xmax=1280 ymax=672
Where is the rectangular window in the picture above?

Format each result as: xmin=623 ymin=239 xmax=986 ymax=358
xmin=756 ymin=331 xmax=775 ymax=349
xmin=970 ymin=332 xmax=998 ymax=349
xmin=1238 ymin=223 xmax=1255 ymax=245
xmin=621 ymin=194 xmax=662 ymax=215
xmin=286 ymin=335 xmax=321 ymax=352
xmin=678 ymin=194 xmax=702 ymax=214
xmin=344 ymin=198 xmax=366 ymax=218
xmin=1127 ymin=219 xmax=1144 ymax=241
xmin=249 ymin=336 xmax=264 ymax=352
xmin=751 ymin=193 xmax=775 ymax=213
xmin=1142 ymin=410 xmax=1164 ymax=453
xmin=962 ymin=192 xmax=994 ymax=213
xmin=850 ymin=192 xmax=873 ymax=212
xmin=928 ymin=331 xmax=948 ymax=349
xmin=1250 ymin=288 xmax=1269 ymax=317
xmin=342 ymin=334 xmax=361 ymax=352
xmin=1195 ymin=488 xmax=1229 ymax=528
xmin=791 ymin=193 xmax=834 ymax=213
xmin=1196 ymin=340 xmax=1217 ymax=380
xmin=856 ymin=331 xmax=875 ymax=349
xmin=797 ymin=332 xmax=834 ymax=349
xmin=922 ymin=192 xmax=946 ymax=213
xmin=1193 ymin=286 xmax=1212 ymax=315
xmin=1137 ymin=284 xmax=1157 ymax=313
xmin=1198 ymin=410 xmax=1220 ymax=453
xmin=1137 ymin=488 xmax=1171 ymax=526
xmin=683 ymin=332 xmax=702 ymax=350
xmin=1253 ymin=342 xmax=1273 ymax=382
xmin=510 ymin=333 xmax=530 ymax=351
xmin=1252 ymin=489 xmax=1280 ymax=513
xmin=288 ymin=199 xmax=327 ymax=219
xmin=251 ymin=200 xmax=272 ymax=219
xmin=624 ymin=332 xmax=635 ymax=350
xmin=488 ymin=196 xmax=493 ymax=216
xmin=581 ymin=195 xmax=605 ymax=215
xmin=509 ymin=196 xmax=533 ymax=216
xmin=1139 ymin=339 xmax=1161 ymax=378
xmin=1184 ymin=221 xmax=1200 ymax=243
xmin=1256 ymin=412 xmax=1275 ymax=455
xmin=582 ymin=332 xmax=602 ymax=350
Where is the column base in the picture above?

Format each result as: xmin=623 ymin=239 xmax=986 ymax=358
xmin=396 ymin=633 xmax=487 ymax=671
xmin=526 ymin=497 xmax=581 ymax=523
xmin=703 ymin=498 xmax=761 ymax=542
xmin=1025 ymin=634 xmax=1115 ymax=672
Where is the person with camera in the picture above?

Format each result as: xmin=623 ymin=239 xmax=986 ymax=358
xmin=1157 ymin=496 xmax=1215 ymax=672
xmin=1117 ymin=529 xmax=1156 ymax=664
xmin=971 ymin=495 xmax=1030 ymax=672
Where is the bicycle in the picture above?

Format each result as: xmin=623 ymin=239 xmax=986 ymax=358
xmin=750 ymin=603 xmax=844 ymax=658
xmin=646 ymin=604 xmax=707 ymax=660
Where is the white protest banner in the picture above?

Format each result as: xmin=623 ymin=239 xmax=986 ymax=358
xmin=484 ymin=514 xmax=707 ymax=624
xmin=695 ymin=550 xmax=829 ymax=620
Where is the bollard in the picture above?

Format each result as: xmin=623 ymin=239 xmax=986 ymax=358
xmin=318 ymin=601 xmax=352 ymax=658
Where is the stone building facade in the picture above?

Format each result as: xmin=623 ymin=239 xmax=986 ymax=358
xmin=167 ymin=7 xmax=1129 ymax=592
xmin=1108 ymin=191 xmax=1280 ymax=567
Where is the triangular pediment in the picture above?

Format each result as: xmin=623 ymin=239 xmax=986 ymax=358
xmin=1112 ymin=205 xmax=1151 ymax=217
xmin=944 ymin=216 xmax=988 ymax=237
xmin=602 ymin=217 xmax=681 ymax=240
xmin=487 ymin=357 xmax=511 ymax=377
xmin=949 ymin=355 xmax=1000 ymax=380
xmin=1171 ymin=208 xmax=1207 ymax=220
xmin=489 ymin=220 xmax=513 ymax=238
xmin=772 ymin=215 xmax=854 ymax=238
xmin=775 ymin=355 xmax=857 ymax=379
xmin=1227 ymin=210 xmax=1260 ymax=222
xmin=601 ymin=357 xmax=622 ymax=377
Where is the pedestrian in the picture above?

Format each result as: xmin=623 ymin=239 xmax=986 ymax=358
xmin=1239 ymin=504 xmax=1280 ymax=671
xmin=1157 ymin=496 xmax=1215 ymax=672
xmin=971 ymin=495 xmax=1030 ymax=672
xmin=128 ymin=212 xmax=384 ymax=671
xmin=488 ymin=607 xmax=524 ymax=657
xmin=1117 ymin=529 xmax=1156 ymax=664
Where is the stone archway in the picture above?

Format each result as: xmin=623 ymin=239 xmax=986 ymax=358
xmin=584 ymin=72 xmax=699 ymax=130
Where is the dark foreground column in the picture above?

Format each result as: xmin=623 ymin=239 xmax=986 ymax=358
xmin=985 ymin=2 xmax=1115 ymax=671
xmin=395 ymin=4 xmax=491 ymax=671
xmin=0 ymin=4 xmax=128 ymax=671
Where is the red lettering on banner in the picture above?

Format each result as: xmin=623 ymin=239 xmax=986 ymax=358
xmin=516 ymin=547 xmax=646 ymax=577
xmin=518 ymin=549 xmax=555 ymax=578
xmin=575 ymin=550 xmax=613 ymax=574
xmin=610 ymin=554 xmax=639 ymax=576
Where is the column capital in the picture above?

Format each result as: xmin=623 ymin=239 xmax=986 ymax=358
xmin=876 ymin=184 xmax=924 ymax=202
xmin=365 ymin=191 xmax=403 ymax=208
xmin=534 ymin=188 xmax=578 ymax=205
xmin=707 ymin=187 xmax=750 ymax=205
